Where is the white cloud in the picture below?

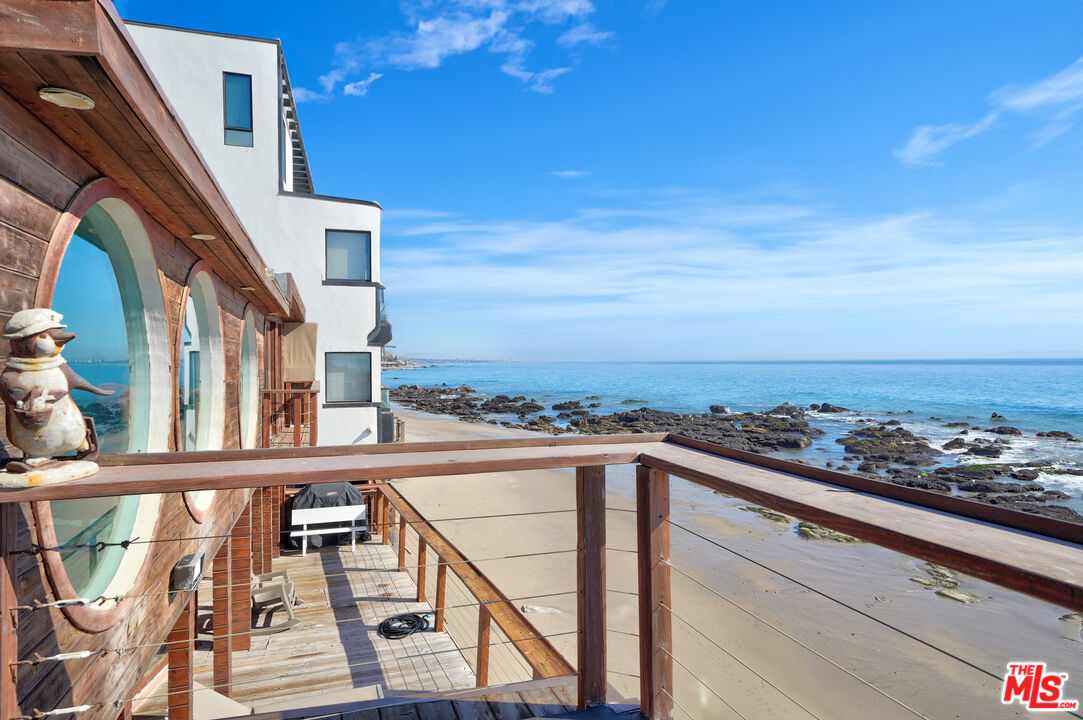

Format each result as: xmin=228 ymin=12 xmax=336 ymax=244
xmin=291 ymin=86 xmax=328 ymax=103
xmin=557 ymin=22 xmax=613 ymax=48
xmin=551 ymin=169 xmax=590 ymax=178
xmin=897 ymin=55 xmax=1083 ymax=165
xmin=343 ymin=72 xmax=384 ymax=97
xmin=894 ymin=112 xmax=998 ymax=166
xmin=309 ymin=0 xmax=609 ymax=98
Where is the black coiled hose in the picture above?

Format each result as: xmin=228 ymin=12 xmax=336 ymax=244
xmin=377 ymin=613 xmax=430 ymax=639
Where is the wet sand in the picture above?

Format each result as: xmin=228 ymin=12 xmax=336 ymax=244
xmin=392 ymin=406 xmax=1082 ymax=720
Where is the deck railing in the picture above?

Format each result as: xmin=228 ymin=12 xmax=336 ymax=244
xmin=1 ymin=434 xmax=1081 ymax=720
xmin=261 ymin=383 xmax=319 ymax=448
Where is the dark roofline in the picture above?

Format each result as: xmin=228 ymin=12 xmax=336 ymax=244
xmin=124 ymin=19 xmax=281 ymax=46
xmin=279 ymin=190 xmax=382 ymax=210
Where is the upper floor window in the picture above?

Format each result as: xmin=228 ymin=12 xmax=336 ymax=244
xmin=325 ymin=352 xmax=372 ymax=403
xmin=325 ymin=229 xmax=372 ymax=284
xmin=223 ymin=72 xmax=253 ymax=147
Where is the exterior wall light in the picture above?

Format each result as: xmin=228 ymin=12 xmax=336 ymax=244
xmin=38 ymin=87 xmax=95 ymax=110
xmin=191 ymin=233 xmax=216 ymax=241
xmin=170 ymin=552 xmax=205 ymax=592
xmin=239 ymin=286 xmax=256 ymax=291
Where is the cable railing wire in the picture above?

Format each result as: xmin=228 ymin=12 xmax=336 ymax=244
xmin=661 ymin=650 xmax=749 ymax=720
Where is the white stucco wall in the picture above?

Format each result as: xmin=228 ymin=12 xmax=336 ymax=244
xmin=128 ymin=23 xmax=384 ymax=445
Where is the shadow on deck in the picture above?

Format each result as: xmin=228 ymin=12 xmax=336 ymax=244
xmin=135 ymin=539 xmax=475 ymax=717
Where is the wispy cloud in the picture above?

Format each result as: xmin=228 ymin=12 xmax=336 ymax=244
xmin=343 ymin=72 xmax=383 ymax=97
xmin=557 ymin=22 xmax=613 ymax=48
xmin=384 ymin=191 xmax=1083 ymax=358
xmin=897 ymin=56 xmax=1083 ymax=165
xmin=312 ymin=0 xmax=611 ymax=98
xmin=550 ymin=169 xmax=590 ymax=178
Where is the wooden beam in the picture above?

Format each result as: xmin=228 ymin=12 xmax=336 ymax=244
xmin=0 ymin=503 xmax=18 ymax=720
xmin=435 ymin=559 xmax=447 ymax=633
xmin=576 ymin=466 xmax=607 ymax=709
xmin=398 ymin=515 xmax=407 ymax=573
xmin=230 ymin=502 xmax=252 ymax=653
xmin=476 ymin=607 xmax=491 ymax=688
xmin=167 ymin=592 xmax=196 ymax=720
xmin=636 ymin=466 xmax=673 ymax=720
xmin=212 ymin=537 xmax=233 ymax=696
xmin=416 ymin=538 xmax=428 ymax=603
xmin=639 ymin=443 xmax=1083 ymax=612
xmin=0 ymin=440 xmax=654 ymax=502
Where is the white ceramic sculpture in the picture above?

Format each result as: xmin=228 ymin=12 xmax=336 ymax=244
xmin=0 ymin=309 xmax=113 ymax=487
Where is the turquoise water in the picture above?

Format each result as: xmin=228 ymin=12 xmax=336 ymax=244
xmin=387 ymin=360 xmax=1083 ymax=495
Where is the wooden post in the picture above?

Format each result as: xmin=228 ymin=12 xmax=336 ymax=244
xmin=576 ymin=465 xmax=607 ymax=709
xmin=231 ymin=501 xmax=252 ymax=653
xmin=475 ymin=606 xmax=490 ymax=688
xmin=251 ymin=488 xmax=264 ymax=576
xmin=1 ymin=503 xmax=19 ymax=720
xmin=292 ymin=394 xmax=302 ymax=447
xmin=637 ymin=465 xmax=673 ymax=720
xmin=273 ymin=485 xmax=282 ymax=559
xmin=397 ymin=515 xmax=407 ymax=572
xmin=167 ymin=592 xmax=196 ymax=720
xmin=261 ymin=487 xmax=273 ymax=572
xmin=435 ymin=559 xmax=447 ymax=632
xmin=380 ymin=493 xmax=390 ymax=546
xmin=310 ymin=391 xmax=318 ymax=446
xmin=416 ymin=538 xmax=427 ymax=602
xmin=212 ymin=538 xmax=232 ymax=695
xmin=261 ymin=394 xmax=271 ymax=448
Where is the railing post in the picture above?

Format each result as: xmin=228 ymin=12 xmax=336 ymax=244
xmin=1 ymin=503 xmax=19 ymax=720
xmin=576 ymin=465 xmax=607 ymax=709
xmin=398 ymin=515 xmax=407 ymax=572
xmin=167 ymin=591 xmax=196 ymax=720
xmin=292 ymin=393 xmax=302 ymax=447
xmin=262 ymin=487 xmax=273 ymax=571
xmin=251 ymin=488 xmax=264 ymax=576
xmin=261 ymin=394 xmax=270 ymax=448
xmin=435 ymin=558 xmax=447 ymax=632
xmin=476 ymin=606 xmax=490 ymax=688
xmin=416 ymin=537 xmax=427 ymax=602
xmin=381 ymin=493 xmax=390 ymax=546
xmin=212 ymin=537 xmax=232 ymax=696
xmin=637 ymin=465 xmax=673 ymax=720
xmin=309 ymin=391 xmax=318 ymax=446
xmin=231 ymin=501 xmax=252 ymax=653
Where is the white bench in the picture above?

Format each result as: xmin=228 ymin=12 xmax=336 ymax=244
xmin=290 ymin=504 xmax=368 ymax=556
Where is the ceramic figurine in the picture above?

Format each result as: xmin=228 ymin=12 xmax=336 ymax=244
xmin=0 ymin=309 xmax=113 ymax=487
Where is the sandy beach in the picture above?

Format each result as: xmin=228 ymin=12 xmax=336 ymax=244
xmin=392 ymin=406 xmax=1082 ymax=720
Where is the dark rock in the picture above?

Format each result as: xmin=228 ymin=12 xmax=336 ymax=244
xmin=1010 ymin=468 xmax=1040 ymax=482
xmin=552 ymin=400 xmax=582 ymax=411
xmin=943 ymin=438 xmax=969 ymax=450
xmin=991 ymin=413 xmax=1006 ymax=421
xmin=985 ymin=426 xmax=1022 ymax=436
xmin=884 ymin=420 xmax=901 ymax=426
xmin=837 ymin=464 xmax=850 ymax=471
xmin=944 ymin=421 xmax=969 ymax=428
xmin=967 ymin=444 xmax=1003 ymax=458
xmin=1037 ymin=430 xmax=1079 ymax=441
xmin=709 ymin=405 xmax=728 ymax=414
xmin=817 ymin=402 xmax=849 ymax=413
xmin=836 ymin=425 xmax=941 ymax=466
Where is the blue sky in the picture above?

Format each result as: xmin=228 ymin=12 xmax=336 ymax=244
xmin=119 ymin=0 xmax=1083 ymax=360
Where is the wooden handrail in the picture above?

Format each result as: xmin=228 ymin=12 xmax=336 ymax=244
xmin=377 ymin=482 xmax=575 ymax=681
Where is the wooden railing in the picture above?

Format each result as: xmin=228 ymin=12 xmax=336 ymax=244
xmin=261 ymin=383 xmax=319 ymax=448
xmin=1 ymin=434 xmax=1082 ymax=720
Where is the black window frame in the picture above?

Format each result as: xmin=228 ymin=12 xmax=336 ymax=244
xmin=323 ymin=229 xmax=373 ymax=285
xmin=223 ymin=72 xmax=253 ymax=147
xmin=323 ymin=351 xmax=375 ymax=406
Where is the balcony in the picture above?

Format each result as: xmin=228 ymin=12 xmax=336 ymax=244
xmin=262 ymin=383 xmax=320 ymax=447
xmin=1 ymin=435 xmax=1081 ymax=720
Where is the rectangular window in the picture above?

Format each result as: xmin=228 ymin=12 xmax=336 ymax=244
xmin=223 ymin=72 xmax=253 ymax=147
xmin=325 ymin=230 xmax=372 ymax=283
xmin=325 ymin=352 xmax=372 ymax=403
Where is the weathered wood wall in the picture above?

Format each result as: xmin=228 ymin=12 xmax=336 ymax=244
xmin=0 ymin=81 xmax=267 ymax=719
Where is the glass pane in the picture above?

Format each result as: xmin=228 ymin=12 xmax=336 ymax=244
xmin=326 ymin=230 xmax=370 ymax=281
xmin=326 ymin=353 xmax=371 ymax=402
xmin=224 ymin=128 xmax=253 ymax=147
xmin=180 ymin=296 xmax=201 ymax=451
xmin=224 ymin=73 xmax=252 ymax=130
xmin=49 ymin=209 xmax=141 ymax=598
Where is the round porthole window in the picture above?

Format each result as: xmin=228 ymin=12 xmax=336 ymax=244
xmin=239 ymin=310 xmax=260 ymax=449
xmin=180 ymin=267 xmax=225 ymax=520
xmin=36 ymin=191 xmax=169 ymax=632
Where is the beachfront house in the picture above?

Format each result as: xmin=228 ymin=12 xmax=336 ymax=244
xmin=125 ymin=21 xmax=394 ymax=447
xmin=0 ymin=2 xmax=1080 ymax=720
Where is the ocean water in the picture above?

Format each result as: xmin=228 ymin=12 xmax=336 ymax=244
xmin=386 ymin=360 xmax=1083 ymax=496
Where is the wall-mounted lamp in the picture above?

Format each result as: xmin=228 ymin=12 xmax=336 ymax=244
xmin=191 ymin=233 xmax=216 ymax=241
xmin=240 ymin=286 xmax=256 ymax=292
xmin=38 ymin=87 xmax=95 ymax=110
xmin=170 ymin=552 xmax=205 ymax=593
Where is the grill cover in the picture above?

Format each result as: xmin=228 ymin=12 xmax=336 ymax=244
xmin=288 ymin=481 xmax=368 ymax=550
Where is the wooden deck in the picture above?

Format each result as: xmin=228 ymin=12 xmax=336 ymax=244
xmin=135 ymin=539 xmax=476 ymax=718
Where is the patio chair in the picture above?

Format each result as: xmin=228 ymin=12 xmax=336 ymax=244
xmin=251 ymin=569 xmax=301 ymax=635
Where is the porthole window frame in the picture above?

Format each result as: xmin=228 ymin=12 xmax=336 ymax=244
xmin=177 ymin=261 xmax=227 ymax=523
xmin=31 ymin=179 xmax=169 ymax=633
xmin=238 ymin=306 xmax=261 ymax=449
